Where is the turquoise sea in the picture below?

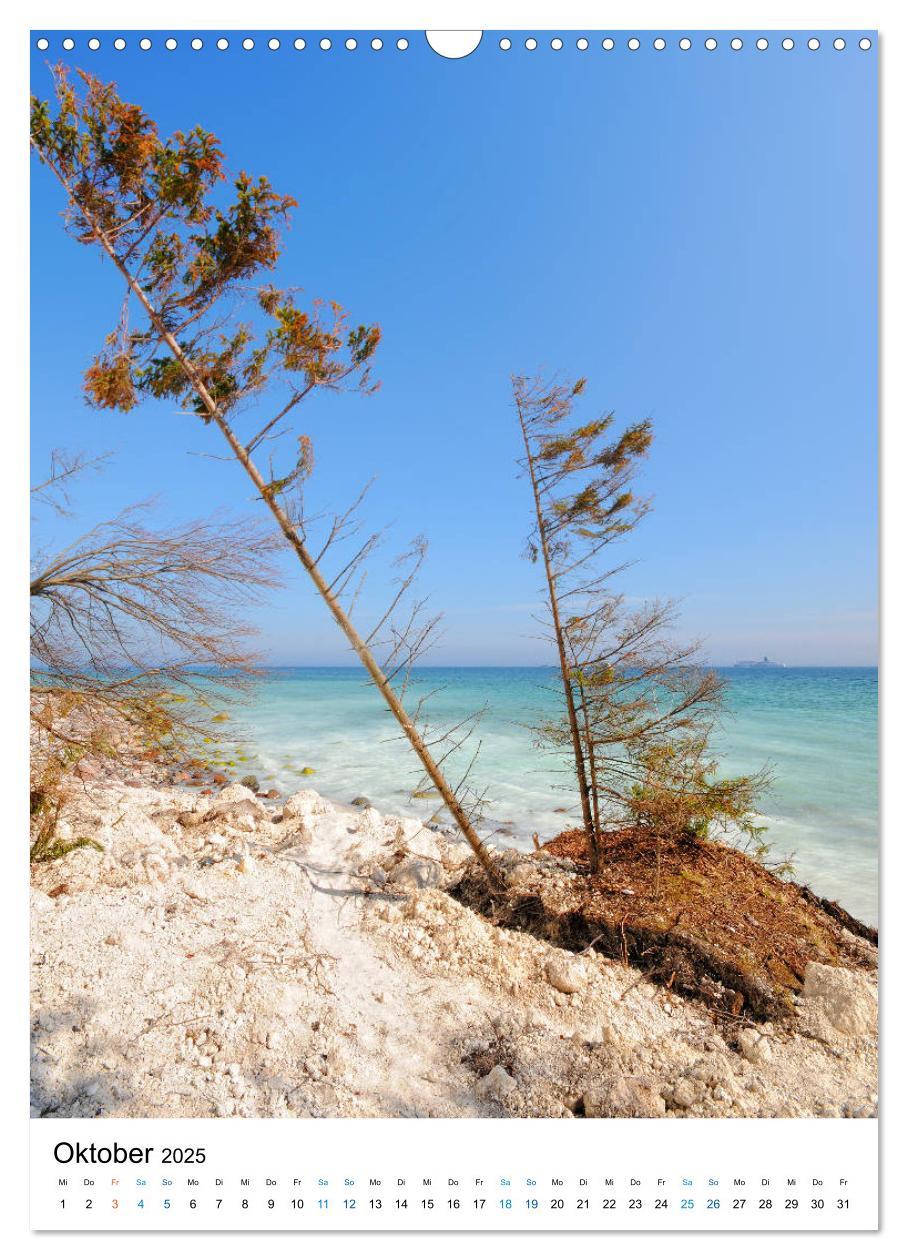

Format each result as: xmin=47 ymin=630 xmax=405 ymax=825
xmin=230 ymin=666 xmax=878 ymax=925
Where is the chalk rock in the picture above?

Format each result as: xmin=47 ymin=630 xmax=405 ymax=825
xmin=738 ymin=1028 xmax=773 ymax=1065
xmin=669 ymin=1078 xmax=700 ymax=1110
xmin=689 ymin=1056 xmax=734 ymax=1088
xmin=359 ymin=806 xmax=383 ymax=833
xmin=96 ymin=804 xmax=171 ymax=864
xmin=477 ymin=1064 xmax=518 ymax=1103
xmin=217 ymin=782 xmax=258 ymax=805
xmin=389 ymin=857 xmax=443 ymax=891
xmin=398 ymin=825 xmax=442 ymax=864
xmin=583 ymin=1077 xmax=666 ymax=1118
xmin=491 ymin=1011 xmax=523 ymax=1039
xmin=545 ymin=956 xmax=587 ymax=995
xmin=283 ymin=790 xmax=333 ymax=821
xmin=441 ymin=839 xmax=474 ymax=868
xmin=600 ymin=1020 xmax=619 ymax=1047
xmin=391 ymin=816 xmax=432 ymax=848
xmin=177 ymin=808 xmax=208 ymax=828
xmin=801 ymin=962 xmax=877 ymax=1038
xmin=206 ymin=798 xmax=266 ymax=832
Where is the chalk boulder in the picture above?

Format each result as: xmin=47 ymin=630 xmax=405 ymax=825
xmin=801 ymin=962 xmax=877 ymax=1038
xmin=283 ymin=790 xmax=333 ymax=821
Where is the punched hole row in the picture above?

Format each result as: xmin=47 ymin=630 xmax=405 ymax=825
xmin=35 ymin=34 xmax=875 ymax=54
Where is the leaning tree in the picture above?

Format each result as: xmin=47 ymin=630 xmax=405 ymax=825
xmin=31 ymin=66 xmax=498 ymax=878
xmin=514 ymin=374 xmax=769 ymax=881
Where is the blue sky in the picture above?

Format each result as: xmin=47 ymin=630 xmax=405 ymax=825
xmin=30 ymin=31 xmax=878 ymax=665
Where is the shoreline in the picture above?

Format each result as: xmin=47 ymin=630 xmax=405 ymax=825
xmin=176 ymin=663 xmax=881 ymax=925
xmin=31 ymin=755 xmax=877 ymax=1120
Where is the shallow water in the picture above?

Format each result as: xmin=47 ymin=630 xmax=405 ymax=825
xmin=226 ymin=666 xmax=878 ymax=925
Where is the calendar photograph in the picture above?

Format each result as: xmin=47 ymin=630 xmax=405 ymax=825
xmin=29 ymin=28 xmax=877 ymax=1138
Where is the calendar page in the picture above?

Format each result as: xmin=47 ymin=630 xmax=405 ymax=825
xmin=27 ymin=15 xmax=879 ymax=1237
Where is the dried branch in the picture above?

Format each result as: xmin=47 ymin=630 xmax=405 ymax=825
xmin=31 ymin=508 xmax=281 ymax=678
xmin=31 ymin=448 xmax=112 ymax=516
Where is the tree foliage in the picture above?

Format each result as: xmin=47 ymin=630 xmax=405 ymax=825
xmin=31 ymin=67 xmax=378 ymax=439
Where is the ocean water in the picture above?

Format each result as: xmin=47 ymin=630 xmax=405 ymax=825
xmin=226 ymin=666 xmax=878 ymax=925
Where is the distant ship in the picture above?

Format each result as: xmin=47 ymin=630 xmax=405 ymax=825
xmin=733 ymin=655 xmax=786 ymax=669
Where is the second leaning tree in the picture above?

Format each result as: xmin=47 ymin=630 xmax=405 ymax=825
xmin=514 ymin=374 xmax=769 ymax=886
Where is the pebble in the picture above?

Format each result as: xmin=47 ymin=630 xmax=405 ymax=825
xmin=477 ymin=1065 xmax=518 ymax=1104
xmin=600 ymin=1022 xmax=618 ymax=1047
xmin=738 ymin=1028 xmax=773 ymax=1065
xmin=545 ymin=956 xmax=586 ymax=995
xmin=671 ymin=1079 xmax=699 ymax=1109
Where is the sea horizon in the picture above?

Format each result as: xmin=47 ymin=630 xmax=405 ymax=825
xmin=257 ymin=662 xmax=880 ymax=670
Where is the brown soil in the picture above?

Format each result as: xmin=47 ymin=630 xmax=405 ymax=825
xmin=453 ymin=827 xmax=876 ymax=1024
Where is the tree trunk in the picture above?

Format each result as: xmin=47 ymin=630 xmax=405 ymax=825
xmin=516 ymin=403 xmax=598 ymax=866
xmin=574 ymin=675 xmax=602 ymax=872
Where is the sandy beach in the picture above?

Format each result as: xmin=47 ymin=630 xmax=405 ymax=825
xmin=30 ymin=756 xmax=877 ymax=1122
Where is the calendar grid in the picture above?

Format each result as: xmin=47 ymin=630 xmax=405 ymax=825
xmin=31 ymin=1118 xmax=878 ymax=1231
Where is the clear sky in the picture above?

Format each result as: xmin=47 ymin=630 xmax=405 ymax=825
xmin=30 ymin=31 xmax=878 ymax=666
